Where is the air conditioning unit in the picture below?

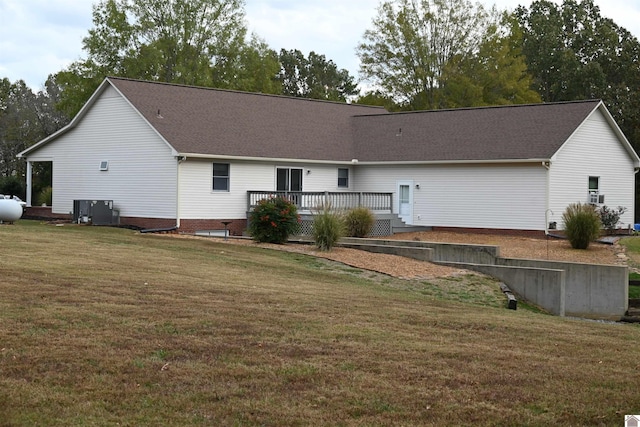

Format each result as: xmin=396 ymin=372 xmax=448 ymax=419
xmin=73 ymin=200 xmax=120 ymax=225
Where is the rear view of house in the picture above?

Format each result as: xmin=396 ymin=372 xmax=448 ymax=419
xmin=18 ymin=77 xmax=640 ymax=235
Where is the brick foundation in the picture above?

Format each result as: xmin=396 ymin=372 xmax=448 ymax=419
xmin=23 ymin=208 xmax=248 ymax=234
xmin=178 ymin=219 xmax=247 ymax=235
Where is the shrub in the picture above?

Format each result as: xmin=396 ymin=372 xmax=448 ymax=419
xmin=344 ymin=207 xmax=375 ymax=238
xmin=0 ymin=176 xmax=25 ymax=199
xmin=562 ymin=202 xmax=601 ymax=249
xmin=248 ymin=197 xmax=300 ymax=244
xmin=598 ymin=205 xmax=627 ymax=234
xmin=36 ymin=186 xmax=53 ymax=206
xmin=312 ymin=206 xmax=344 ymax=251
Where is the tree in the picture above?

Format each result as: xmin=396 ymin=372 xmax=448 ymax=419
xmin=56 ymin=0 xmax=248 ymax=116
xmin=353 ymin=90 xmax=397 ymax=110
xmin=357 ymin=0 xmax=498 ymax=110
xmin=85 ymin=0 xmax=247 ymax=85
xmin=0 ymin=78 xmax=68 ymax=192
xmin=277 ymin=49 xmax=358 ymax=101
xmin=216 ymin=34 xmax=282 ymax=94
xmin=515 ymin=0 xmax=610 ymax=102
xmin=442 ymin=14 xmax=541 ymax=107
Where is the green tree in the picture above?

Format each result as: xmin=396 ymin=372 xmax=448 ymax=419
xmin=515 ymin=0 xmax=611 ymax=102
xmin=56 ymin=0 xmax=248 ymax=116
xmin=226 ymin=35 xmax=282 ymax=94
xmin=278 ymin=49 xmax=358 ymax=101
xmin=353 ymin=90 xmax=398 ymax=110
xmin=0 ymin=78 xmax=68 ymax=181
xmin=0 ymin=77 xmax=66 ymax=201
xmin=442 ymin=14 xmax=541 ymax=107
xmin=357 ymin=0 xmax=498 ymax=110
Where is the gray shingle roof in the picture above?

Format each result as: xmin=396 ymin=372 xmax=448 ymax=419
xmin=350 ymin=100 xmax=601 ymax=162
xmin=109 ymin=77 xmax=385 ymax=162
xmin=110 ymin=77 xmax=602 ymax=163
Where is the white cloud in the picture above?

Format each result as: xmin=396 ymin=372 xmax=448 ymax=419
xmin=0 ymin=0 xmax=93 ymax=89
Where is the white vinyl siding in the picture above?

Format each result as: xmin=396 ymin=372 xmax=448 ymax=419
xmin=549 ymin=108 xmax=636 ymax=228
xmin=27 ymin=86 xmax=177 ymax=218
xmin=355 ymin=163 xmax=547 ymax=230
xmin=178 ymin=162 xmax=354 ymax=219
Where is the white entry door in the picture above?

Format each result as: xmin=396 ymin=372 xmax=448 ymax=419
xmin=397 ymin=181 xmax=413 ymax=225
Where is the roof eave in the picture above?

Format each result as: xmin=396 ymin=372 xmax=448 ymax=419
xmin=177 ymin=153 xmax=551 ymax=166
xmin=352 ymin=159 xmax=551 ymax=166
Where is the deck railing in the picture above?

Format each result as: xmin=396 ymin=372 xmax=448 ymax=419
xmin=247 ymin=191 xmax=393 ymax=213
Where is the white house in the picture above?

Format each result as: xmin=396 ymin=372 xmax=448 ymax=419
xmin=18 ymin=77 xmax=640 ymax=235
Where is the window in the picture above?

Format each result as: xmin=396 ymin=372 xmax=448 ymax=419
xmin=99 ymin=160 xmax=109 ymax=171
xmin=588 ymin=176 xmax=603 ymax=204
xmin=276 ymin=168 xmax=302 ymax=191
xmin=213 ymin=163 xmax=230 ymax=191
xmin=338 ymin=168 xmax=349 ymax=188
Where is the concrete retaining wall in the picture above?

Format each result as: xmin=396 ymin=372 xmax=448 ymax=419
xmin=340 ymin=237 xmax=499 ymax=264
xmin=338 ymin=242 xmax=433 ymax=261
xmin=438 ymin=261 xmax=566 ymax=316
xmin=497 ymin=258 xmax=628 ymax=320
xmin=339 ymin=237 xmax=627 ymax=320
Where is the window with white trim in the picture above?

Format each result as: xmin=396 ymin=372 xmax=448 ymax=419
xmin=338 ymin=168 xmax=349 ymax=188
xmin=276 ymin=168 xmax=302 ymax=191
xmin=588 ymin=176 xmax=602 ymax=204
xmin=213 ymin=163 xmax=230 ymax=191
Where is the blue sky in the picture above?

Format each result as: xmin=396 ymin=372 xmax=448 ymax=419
xmin=1 ymin=0 xmax=639 ymax=91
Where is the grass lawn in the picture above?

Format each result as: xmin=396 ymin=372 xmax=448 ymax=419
xmin=2 ymin=220 xmax=640 ymax=426
xmin=621 ymin=238 xmax=640 ymax=298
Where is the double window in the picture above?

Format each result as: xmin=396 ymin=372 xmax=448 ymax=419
xmin=213 ymin=163 xmax=230 ymax=191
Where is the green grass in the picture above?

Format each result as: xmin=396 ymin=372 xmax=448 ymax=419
xmin=1 ymin=220 xmax=640 ymax=426
xmin=620 ymin=238 xmax=640 ymax=298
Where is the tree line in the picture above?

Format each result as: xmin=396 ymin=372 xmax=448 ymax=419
xmin=2 ymin=0 xmax=640 ymax=212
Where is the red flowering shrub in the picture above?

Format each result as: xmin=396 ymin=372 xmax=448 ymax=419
xmin=248 ymin=197 xmax=300 ymax=243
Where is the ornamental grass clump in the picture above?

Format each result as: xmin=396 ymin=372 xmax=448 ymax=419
xmin=312 ymin=206 xmax=344 ymax=251
xmin=248 ymin=197 xmax=300 ymax=244
xmin=562 ymin=202 xmax=601 ymax=249
xmin=344 ymin=207 xmax=375 ymax=238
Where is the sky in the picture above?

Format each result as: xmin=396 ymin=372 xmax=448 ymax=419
xmin=1 ymin=0 xmax=639 ymax=91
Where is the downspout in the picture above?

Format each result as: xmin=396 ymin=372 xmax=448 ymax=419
xmin=542 ymin=161 xmax=551 ymax=236
xmin=176 ymin=155 xmax=186 ymax=230
xmin=635 ymin=168 xmax=639 ymax=229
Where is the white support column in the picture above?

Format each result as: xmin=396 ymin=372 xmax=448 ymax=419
xmin=25 ymin=160 xmax=32 ymax=207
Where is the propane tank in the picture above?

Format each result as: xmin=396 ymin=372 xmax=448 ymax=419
xmin=0 ymin=198 xmax=24 ymax=222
